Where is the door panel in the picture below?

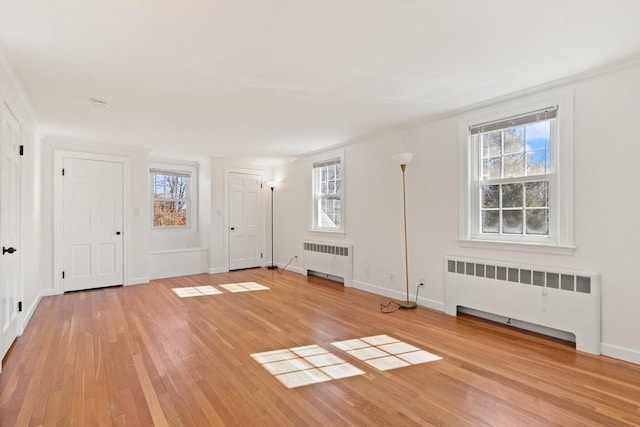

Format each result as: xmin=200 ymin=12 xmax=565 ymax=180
xmin=63 ymin=158 xmax=123 ymax=292
xmin=1 ymin=101 xmax=21 ymax=362
xmin=229 ymin=172 xmax=263 ymax=270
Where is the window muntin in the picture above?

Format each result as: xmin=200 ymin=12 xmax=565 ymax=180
xmin=151 ymin=170 xmax=190 ymax=227
xmin=472 ymin=108 xmax=555 ymax=239
xmin=312 ymin=158 xmax=343 ymax=232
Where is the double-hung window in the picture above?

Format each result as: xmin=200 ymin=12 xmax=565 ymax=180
xmin=150 ymin=169 xmax=191 ymax=228
xmin=311 ymin=157 xmax=344 ymax=232
xmin=461 ymin=92 xmax=574 ymax=250
xmin=473 ymin=108 xmax=555 ymax=238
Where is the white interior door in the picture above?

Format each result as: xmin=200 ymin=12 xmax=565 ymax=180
xmin=0 ymin=101 xmax=22 ymax=362
xmin=62 ymin=157 xmax=124 ymax=292
xmin=229 ymin=172 xmax=263 ymax=270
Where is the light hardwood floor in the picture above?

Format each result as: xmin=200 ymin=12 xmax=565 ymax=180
xmin=1 ymin=268 xmax=639 ymax=426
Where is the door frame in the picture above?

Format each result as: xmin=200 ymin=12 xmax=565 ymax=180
xmin=223 ymin=167 xmax=265 ymax=272
xmin=53 ymin=150 xmax=131 ymax=294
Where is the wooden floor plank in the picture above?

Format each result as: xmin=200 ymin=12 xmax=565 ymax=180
xmin=1 ymin=268 xmax=639 ymax=426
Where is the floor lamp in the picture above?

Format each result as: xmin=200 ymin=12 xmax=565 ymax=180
xmin=267 ymin=181 xmax=277 ymax=270
xmin=392 ymin=153 xmax=416 ymax=309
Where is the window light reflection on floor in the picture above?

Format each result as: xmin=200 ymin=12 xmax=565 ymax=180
xmin=219 ymin=282 xmax=270 ymax=293
xmin=332 ymin=335 xmax=441 ymax=371
xmin=251 ymin=344 xmax=365 ymax=389
xmin=172 ymin=285 xmax=223 ymax=298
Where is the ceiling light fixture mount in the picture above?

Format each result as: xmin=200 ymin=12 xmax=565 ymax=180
xmin=89 ymin=98 xmax=109 ymax=109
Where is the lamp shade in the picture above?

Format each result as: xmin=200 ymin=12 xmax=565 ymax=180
xmin=267 ymin=181 xmax=277 ymax=189
xmin=392 ymin=153 xmax=414 ymax=166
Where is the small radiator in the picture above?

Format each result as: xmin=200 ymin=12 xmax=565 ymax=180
xmin=302 ymin=241 xmax=353 ymax=286
xmin=444 ymin=256 xmax=601 ymax=354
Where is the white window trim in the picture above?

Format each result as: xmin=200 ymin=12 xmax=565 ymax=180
xmin=309 ymin=149 xmax=345 ymax=234
xmin=458 ymin=90 xmax=575 ymax=253
xmin=149 ymin=162 xmax=198 ymax=231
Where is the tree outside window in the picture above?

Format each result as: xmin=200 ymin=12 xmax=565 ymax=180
xmin=151 ymin=171 xmax=190 ymax=227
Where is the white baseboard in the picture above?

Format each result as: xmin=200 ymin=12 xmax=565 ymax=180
xmin=601 ymin=343 xmax=640 ymax=365
xmin=208 ymin=267 xmax=228 ymax=274
xmin=127 ymin=277 xmax=149 ymax=286
xmin=351 ymin=280 xmax=445 ymax=312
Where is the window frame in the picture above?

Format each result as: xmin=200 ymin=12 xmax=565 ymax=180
xmin=149 ymin=164 xmax=197 ymax=230
xmin=458 ymin=91 xmax=575 ymax=252
xmin=310 ymin=151 xmax=345 ymax=234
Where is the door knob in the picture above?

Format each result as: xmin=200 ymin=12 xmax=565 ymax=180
xmin=2 ymin=246 xmax=17 ymax=255
xmin=230 ymin=227 xmax=235 ymax=230
xmin=116 ymin=231 xmax=121 ymax=235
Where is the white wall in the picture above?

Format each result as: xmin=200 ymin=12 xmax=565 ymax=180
xmin=271 ymin=62 xmax=640 ymax=364
xmin=0 ymin=50 xmax=44 ymax=330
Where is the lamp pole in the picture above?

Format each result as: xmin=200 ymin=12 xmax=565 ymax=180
xmin=392 ymin=153 xmax=416 ymax=309
xmin=267 ymin=182 xmax=277 ymax=270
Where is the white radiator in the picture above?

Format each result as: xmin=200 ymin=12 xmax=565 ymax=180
xmin=444 ymin=256 xmax=601 ymax=354
xmin=302 ymin=241 xmax=353 ymax=286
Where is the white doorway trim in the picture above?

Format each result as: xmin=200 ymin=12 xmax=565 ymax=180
xmin=223 ymin=166 xmax=265 ymax=272
xmin=53 ymin=150 xmax=131 ymax=294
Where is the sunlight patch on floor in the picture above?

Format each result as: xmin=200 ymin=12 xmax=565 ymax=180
xmin=332 ymin=334 xmax=441 ymax=371
xmin=251 ymin=344 xmax=365 ymax=388
xmin=171 ymin=285 xmax=223 ymax=298
xmin=219 ymin=282 xmax=270 ymax=293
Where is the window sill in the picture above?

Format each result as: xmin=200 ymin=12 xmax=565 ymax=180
xmin=457 ymin=238 xmax=576 ymax=256
xmin=308 ymin=229 xmax=346 ymax=237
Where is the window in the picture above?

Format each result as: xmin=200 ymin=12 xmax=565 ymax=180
xmin=312 ymin=157 xmax=344 ymax=232
xmin=151 ymin=169 xmax=191 ymax=228
xmin=460 ymin=92 xmax=574 ymax=249
xmin=474 ymin=108 xmax=555 ymax=237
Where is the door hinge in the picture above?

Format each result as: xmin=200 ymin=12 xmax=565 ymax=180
xmin=261 ymin=183 xmax=263 ymax=189
xmin=19 ymin=145 xmax=24 ymax=156
xmin=18 ymin=301 xmax=22 ymax=312
xmin=62 ymin=168 xmax=65 ymax=176
xmin=261 ymin=252 xmax=263 ymax=258
xmin=62 ymin=271 xmax=65 ymax=279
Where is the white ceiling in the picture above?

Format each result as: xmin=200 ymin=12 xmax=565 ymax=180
xmin=1 ymin=1 xmax=639 ymax=162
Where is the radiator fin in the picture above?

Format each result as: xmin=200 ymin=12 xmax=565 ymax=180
xmin=447 ymin=258 xmax=591 ymax=294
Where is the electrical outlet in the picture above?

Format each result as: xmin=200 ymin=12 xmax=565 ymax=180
xmin=389 ymin=272 xmax=395 ymax=281
xmin=419 ymin=278 xmax=425 ymax=286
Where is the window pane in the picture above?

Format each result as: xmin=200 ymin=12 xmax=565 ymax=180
xmin=327 ymin=166 xmax=335 ymax=180
xmin=502 ymin=210 xmax=523 ymax=234
xmin=482 ymin=210 xmax=500 ymax=233
xmin=502 ymin=183 xmax=523 ymax=208
xmin=526 ymin=209 xmax=548 ymax=235
xmin=526 ymin=149 xmax=549 ymax=176
xmin=321 ymin=182 xmax=327 ymax=195
xmin=503 ymin=153 xmax=524 ymax=178
xmin=328 ymin=181 xmax=336 ymax=194
xmin=526 ymin=121 xmax=550 ymax=151
xmin=482 ymin=158 xmax=501 ymax=180
xmin=525 ymin=181 xmax=548 ymax=207
xmin=481 ymin=185 xmax=499 ymax=208
xmin=482 ymin=132 xmax=502 ymax=157
xmin=335 ymin=164 xmax=342 ymax=180
xmin=151 ymin=171 xmax=189 ymax=228
xmin=503 ymin=126 xmax=524 ymax=154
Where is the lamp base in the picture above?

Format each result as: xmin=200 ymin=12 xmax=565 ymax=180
xmin=267 ymin=265 xmax=278 ymax=270
xmin=398 ymin=300 xmax=417 ymax=309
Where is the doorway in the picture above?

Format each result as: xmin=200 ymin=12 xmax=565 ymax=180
xmin=228 ymin=171 xmax=263 ymax=270
xmin=0 ymin=101 xmax=22 ymax=362
xmin=54 ymin=152 xmax=126 ymax=292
